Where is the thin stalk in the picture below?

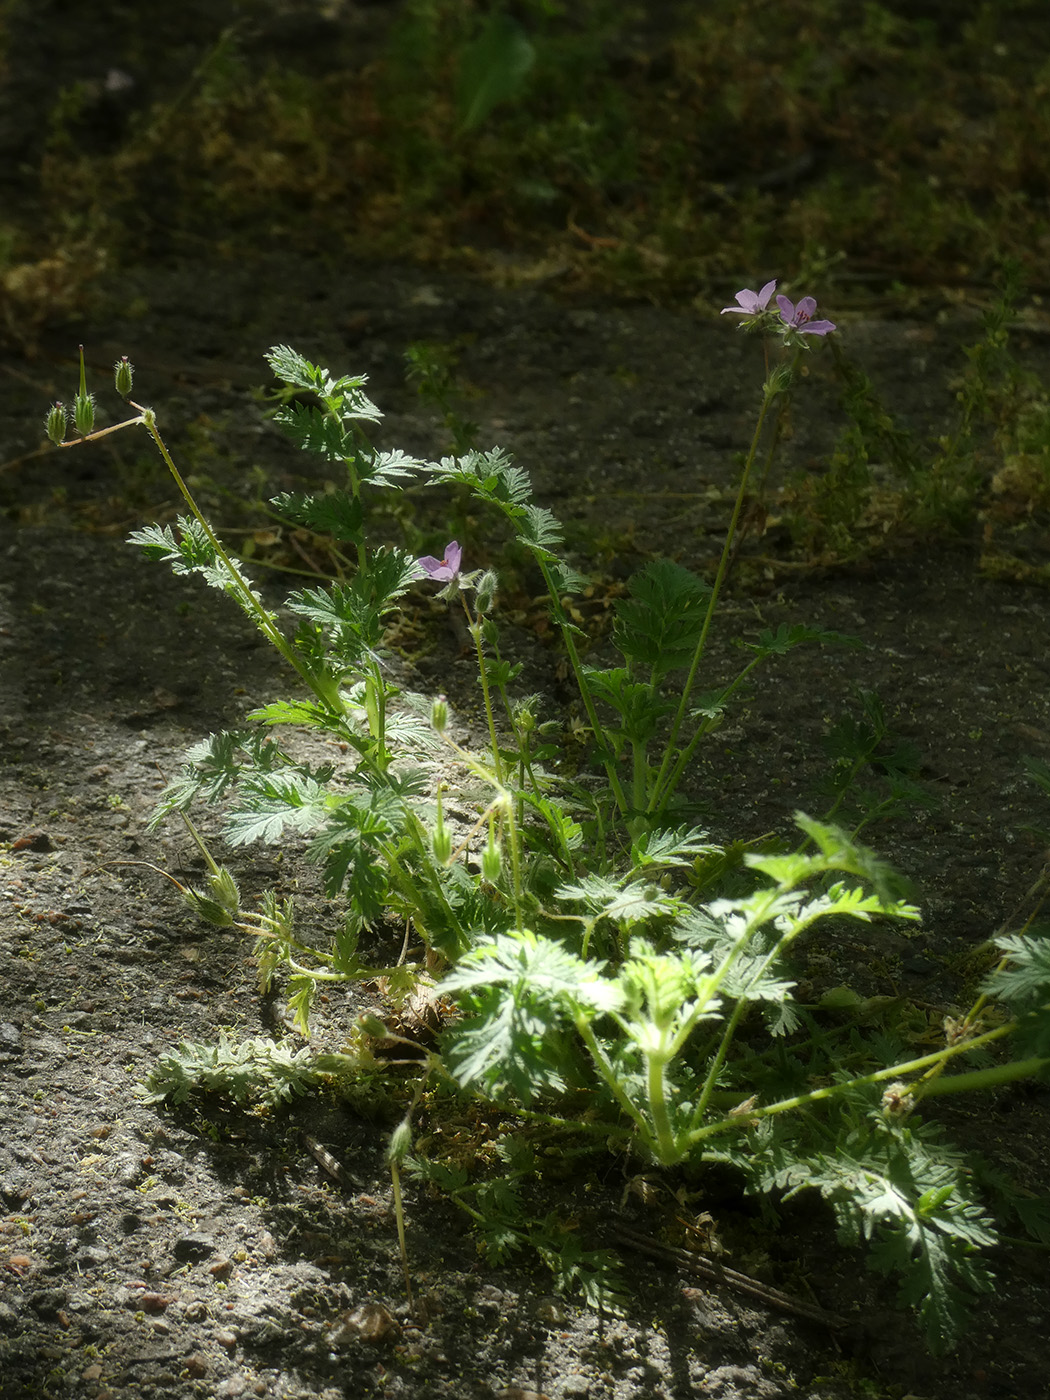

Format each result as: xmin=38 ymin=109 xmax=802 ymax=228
xmin=631 ymin=740 xmax=648 ymax=815
xmin=345 ymin=451 xmax=368 ymax=576
xmin=685 ymin=1019 xmax=1025 ymax=1149
xmin=649 ymin=381 xmax=779 ymax=816
xmin=462 ymin=594 xmax=506 ymax=788
xmin=134 ymin=405 xmax=342 ymax=713
xmin=536 ymin=557 xmax=630 ymax=817
xmin=691 ymin=996 xmax=751 ymax=1130
xmin=61 ymin=413 xmax=146 ymax=444
xmin=656 ymin=652 xmax=765 ymax=807
xmin=500 ymin=796 xmax=526 ymax=933
xmin=390 ymin=1160 xmax=413 ymax=1306
xmin=574 ymin=1016 xmax=653 ymax=1141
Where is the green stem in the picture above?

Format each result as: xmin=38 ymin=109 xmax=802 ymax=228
xmin=649 ymin=380 xmax=778 ymax=816
xmin=501 ymin=795 xmax=526 ymax=933
xmin=655 ymin=652 xmax=765 ymax=813
xmin=462 ymin=594 xmax=506 ymax=788
xmin=135 ymin=406 xmax=342 ymax=714
xmin=644 ymin=1044 xmax=678 ymax=1163
xmin=912 ymin=1056 xmax=1048 ymax=1098
xmin=390 ymin=1159 xmax=413 ymax=1305
xmin=691 ymin=996 xmax=750 ymax=1129
xmin=574 ymin=1016 xmax=653 ymax=1143
xmin=537 ymin=557 xmax=630 ymax=818
xmin=685 ymin=1019 xmax=1023 ymax=1148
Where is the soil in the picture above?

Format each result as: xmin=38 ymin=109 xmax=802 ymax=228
xmin=4 ymin=7 xmax=1050 ymax=1399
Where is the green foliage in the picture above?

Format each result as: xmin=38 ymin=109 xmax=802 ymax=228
xmin=984 ymin=933 xmax=1050 ymax=1059
xmin=128 ymin=518 xmax=273 ymax=623
xmin=141 ymin=1035 xmax=350 ymax=1108
xmin=819 ymin=688 xmax=938 ymax=838
xmin=98 ymin=343 xmax=1050 ymax=1349
xmin=754 ymin=1104 xmax=996 ymax=1354
xmin=612 ymin=559 xmax=711 ymax=682
xmin=457 ymin=11 xmax=536 ymax=133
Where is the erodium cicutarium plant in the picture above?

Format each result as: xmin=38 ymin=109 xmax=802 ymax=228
xmin=42 ymin=289 xmax=1050 ymax=1348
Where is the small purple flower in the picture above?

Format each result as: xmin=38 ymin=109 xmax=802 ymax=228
xmin=417 ymin=540 xmax=462 ymax=582
xmin=721 ymin=280 xmax=778 ymax=317
xmin=775 ymin=294 xmax=835 ymax=336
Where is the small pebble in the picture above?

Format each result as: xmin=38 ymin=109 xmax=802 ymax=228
xmin=328 ymin=1302 xmax=400 ymax=1346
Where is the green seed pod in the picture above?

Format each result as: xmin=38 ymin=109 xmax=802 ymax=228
xmin=432 ymin=781 xmax=452 ymax=862
xmin=431 ymin=694 xmax=449 ymax=733
xmin=73 ymin=392 xmax=95 ymax=437
xmin=44 ymin=401 xmax=67 ymax=445
xmin=73 ymin=343 xmax=94 ymax=434
xmin=182 ymin=888 xmax=235 ymax=927
xmin=114 ymin=355 xmax=134 ymax=397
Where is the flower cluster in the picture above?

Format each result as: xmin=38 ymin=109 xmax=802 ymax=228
xmin=721 ymin=279 xmax=835 ymax=340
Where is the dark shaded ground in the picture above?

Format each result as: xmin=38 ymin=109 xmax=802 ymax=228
xmin=2 ymin=253 xmax=1050 ymax=1400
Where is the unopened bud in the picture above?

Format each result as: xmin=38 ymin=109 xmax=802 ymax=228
xmin=114 ymin=355 xmax=134 ymax=397
xmin=433 ymin=822 xmax=452 ymax=864
xmin=45 ymin=401 xmax=67 ymax=445
xmin=358 ymin=1012 xmax=390 ymax=1039
xmin=431 ymin=694 xmax=448 ymax=733
xmin=481 ymin=834 xmax=502 ymax=883
xmin=475 ymin=569 xmax=498 ymax=614
xmin=763 ymin=364 xmax=794 ymax=400
xmin=386 ymin=1118 xmax=413 ymax=1163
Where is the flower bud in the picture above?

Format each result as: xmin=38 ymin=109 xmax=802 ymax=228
xmin=432 ymin=822 xmax=452 ymax=865
xmin=386 ymin=1117 xmax=413 ymax=1163
xmin=514 ymin=700 xmax=535 ymax=735
xmin=114 ymin=355 xmax=134 ymax=397
xmin=358 ymin=1012 xmax=390 ymax=1039
xmin=475 ymin=569 xmax=498 ymax=614
xmin=431 ymin=694 xmax=448 ymax=733
xmin=481 ymin=833 xmax=502 ymax=883
xmin=44 ymin=401 xmax=67 ymax=445
xmin=763 ymin=364 xmax=794 ymax=401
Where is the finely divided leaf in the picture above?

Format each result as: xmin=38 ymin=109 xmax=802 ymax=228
xmin=745 ymin=622 xmax=861 ymax=656
xmin=613 ymin=559 xmax=711 ymax=682
xmin=270 ymin=489 xmax=364 ymax=542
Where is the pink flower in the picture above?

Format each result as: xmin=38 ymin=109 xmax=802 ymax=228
xmin=417 ymin=540 xmax=462 ymax=582
xmin=721 ymin=280 xmax=778 ymax=317
xmin=775 ymin=295 xmax=835 ymax=336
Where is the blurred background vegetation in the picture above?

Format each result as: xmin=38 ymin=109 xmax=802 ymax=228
xmin=1 ymin=0 xmax=1048 ymax=342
